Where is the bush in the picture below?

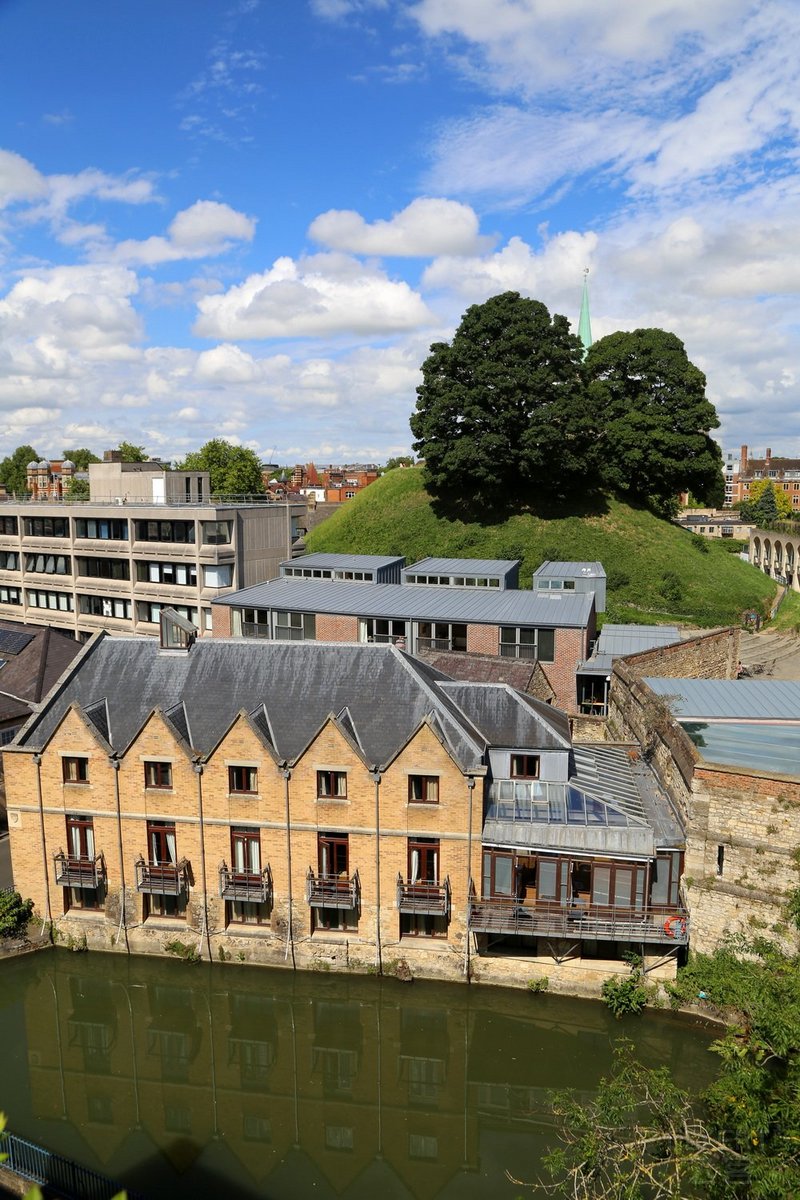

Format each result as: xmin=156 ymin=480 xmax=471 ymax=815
xmin=163 ymin=938 xmax=201 ymax=963
xmin=0 ymin=891 xmax=33 ymax=938
xmin=527 ymin=976 xmax=549 ymax=993
xmin=659 ymin=571 xmax=683 ymax=604
xmin=601 ymin=969 xmax=651 ymax=1018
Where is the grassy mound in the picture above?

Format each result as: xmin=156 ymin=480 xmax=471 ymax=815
xmin=305 ymin=468 xmax=775 ymax=627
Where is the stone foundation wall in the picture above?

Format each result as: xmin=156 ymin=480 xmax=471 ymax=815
xmin=621 ymin=626 xmax=740 ymax=681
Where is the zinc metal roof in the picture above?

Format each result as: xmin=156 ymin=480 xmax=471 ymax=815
xmin=644 ymin=677 xmax=800 ymax=721
xmin=404 ymin=557 xmax=518 ymax=576
xmin=214 ymin=578 xmax=594 ymax=627
xmin=596 ymin=624 xmax=681 ymax=657
xmin=279 ymin=553 xmax=405 ymax=571
xmin=533 ymin=561 xmax=605 ymax=579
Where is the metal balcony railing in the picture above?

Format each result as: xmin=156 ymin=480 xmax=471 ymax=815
xmin=468 ymin=894 xmax=689 ymax=946
xmin=416 ymin=637 xmax=455 ymax=653
xmin=306 ymin=868 xmax=360 ymax=910
xmin=396 ymin=874 xmax=451 ymax=918
xmin=219 ymin=862 xmax=273 ymax=906
xmin=53 ymin=851 xmax=105 ymax=890
xmin=135 ymin=856 xmax=189 ymax=896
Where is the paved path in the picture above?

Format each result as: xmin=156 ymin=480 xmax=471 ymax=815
xmin=0 ymin=834 xmax=13 ymax=890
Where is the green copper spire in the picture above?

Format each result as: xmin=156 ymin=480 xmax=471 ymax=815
xmin=578 ymin=267 xmax=592 ymax=354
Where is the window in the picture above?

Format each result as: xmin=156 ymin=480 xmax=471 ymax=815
xmin=63 ymin=757 xmax=89 ymax=784
xmin=314 ymin=833 xmax=357 ymax=931
xmin=415 ymin=621 xmax=467 ymax=652
xmin=274 ymin=610 xmax=315 ymax=641
xmin=0 ymin=586 xmax=21 ymax=605
xmin=74 ymin=518 xmax=128 ymax=541
xmin=26 ymin=589 xmax=73 ymax=611
xmin=409 ymin=1134 xmax=438 ymax=1160
xmin=203 ymin=564 xmax=232 ymax=588
xmin=145 ymin=761 xmax=173 ymax=789
xmin=79 ymin=595 xmax=132 ymax=619
xmin=325 ymin=1126 xmax=354 ymax=1151
xmin=137 ymin=601 xmax=197 ymax=625
xmin=0 ymin=516 xmax=18 ymax=535
xmin=317 ymin=770 xmax=347 ymax=799
xmin=144 ymin=821 xmax=185 ymax=919
xmin=499 ymin=626 xmax=555 ymax=662
xmin=23 ymin=517 xmax=69 ymax=538
xmin=201 ymin=520 xmax=232 ymax=545
xmin=136 ymin=560 xmax=197 ymax=586
xmin=134 ymin=519 xmax=195 ymax=544
xmin=717 ymin=845 xmax=725 ymax=876
xmin=229 ymin=765 xmax=258 ymax=794
xmin=360 ymin=618 xmax=406 ymax=644
xmin=77 ymin=557 xmax=129 ymax=580
xmin=0 ymin=552 xmax=18 ymax=570
xmin=240 ymin=607 xmax=270 ymax=638
xmin=510 ymin=754 xmax=540 ymax=779
xmin=408 ymin=775 xmax=438 ymax=803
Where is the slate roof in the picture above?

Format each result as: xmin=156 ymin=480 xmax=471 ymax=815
xmin=0 ymin=620 xmax=81 ymax=725
xmin=213 ymin=578 xmax=594 ymax=627
xmin=439 ymin=683 xmax=571 ymax=750
xmin=14 ymin=636 xmax=569 ymax=772
xmin=418 ymin=650 xmax=540 ymax=692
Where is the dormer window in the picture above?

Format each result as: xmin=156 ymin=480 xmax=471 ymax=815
xmin=510 ymin=754 xmax=540 ymax=779
xmin=159 ymin=606 xmax=197 ymax=651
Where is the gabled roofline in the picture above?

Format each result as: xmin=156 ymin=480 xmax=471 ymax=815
xmin=200 ymin=706 xmax=280 ymax=765
xmin=9 ymin=630 xmax=108 ymax=750
xmin=285 ymin=709 xmax=370 ymax=770
xmin=114 ymin=706 xmax=196 ymax=763
xmin=379 ymin=709 xmax=487 ymax=776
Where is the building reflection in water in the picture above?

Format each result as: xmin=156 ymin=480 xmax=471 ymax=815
xmin=8 ymin=952 xmax=714 ymax=1200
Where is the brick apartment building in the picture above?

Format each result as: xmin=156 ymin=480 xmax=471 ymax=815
xmin=211 ymin=560 xmax=596 ymax=714
xmin=730 ymin=444 xmax=800 ymax=510
xmin=4 ymin=632 xmax=686 ymax=984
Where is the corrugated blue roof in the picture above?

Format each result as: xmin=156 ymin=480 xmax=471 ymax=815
xmin=214 ymin=578 xmax=594 ymax=627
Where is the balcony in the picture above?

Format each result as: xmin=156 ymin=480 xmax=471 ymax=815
xmin=468 ymin=895 xmax=689 ymax=946
xmin=135 ymin=856 xmax=189 ymax=896
xmin=219 ymin=862 xmax=273 ymax=906
xmin=306 ymin=868 xmax=360 ymax=910
xmin=53 ymin=851 xmax=105 ymax=889
xmin=396 ymin=874 xmax=451 ymax=918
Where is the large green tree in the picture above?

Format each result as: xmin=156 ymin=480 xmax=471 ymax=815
xmin=586 ymin=329 xmax=722 ymax=517
xmin=0 ymin=445 xmax=39 ymax=496
xmin=410 ymin=292 xmax=594 ymax=517
xmin=117 ymin=441 xmax=148 ymax=462
xmin=179 ymin=439 xmax=265 ymax=496
xmin=62 ymin=447 xmax=101 ymax=469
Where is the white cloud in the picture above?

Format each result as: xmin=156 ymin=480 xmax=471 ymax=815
xmin=193 ymin=254 xmax=435 ymax=338
xmin=423 ymin=231 xmax=599 ymax=302
xmin=195 ymin=343 xmax=261 ymax=383
xmin=308 ymin=197 xmax=488 ymax=256
xmin=0 ymin=150 xmax=47 ymax=208
xmin=109 ymin=200 xmax=255 ymax=266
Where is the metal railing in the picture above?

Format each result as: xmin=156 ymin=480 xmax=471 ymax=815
xmin=468 ymin=895 xmax=689 ymax=945
xmin=53 ymin=851 xmax=105 ymax=889
xmin=241 ymin=622 xmax=271 ymax=639
xmin=0 ymin=1128 xmax=141 ymax=1200
xmin=306 ymin=868 xmax=360 ymax=910
xmin=396 ymin=874 xmax=451 ymax=918
xmin=219 ymin=862 xmax=273 ymax=906
xmin=135 ymin=856 xmax=189 ymax=896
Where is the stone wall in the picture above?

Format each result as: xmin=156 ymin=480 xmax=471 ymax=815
xmin=620 ymin=626 xmax=740 ymax=681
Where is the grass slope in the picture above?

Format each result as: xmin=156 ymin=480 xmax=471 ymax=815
xmin=305 ymin=467 xmax=775 ymax=628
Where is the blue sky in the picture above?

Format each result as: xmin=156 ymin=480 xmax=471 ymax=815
xmin=1 ymin=0 xmax=799 ymax=467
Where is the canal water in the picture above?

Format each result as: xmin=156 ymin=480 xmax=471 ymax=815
xmin=0 ymin=949 xmax=716 ymax=1199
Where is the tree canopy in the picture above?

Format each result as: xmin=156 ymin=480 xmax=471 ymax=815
xmin=117 ymin=441 xmax=148 ymax=462
xmin=586 ymin=328 xmax=722 ymax=516
xmin=739 ymin=480 xmax=792 ymax=524
xmin=179 ymin=439 xmax=265 ymax=495
xmin=410 ymin=292 xmax=593 ymax=517
xmin=62 ymin=447 xmax=101 ymax=469
xmin=0 ymin=445 xmax=39 ymax=496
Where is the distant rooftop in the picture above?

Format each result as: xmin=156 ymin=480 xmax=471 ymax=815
xmin=280 ymin=553 xmax=405 ymax=571
xmin=597 ymin=625 xmax=681 ymax=657
xmin=405 ymin=557 xmax=519 ymax=575
xmin=533 ymin=561 xmax=605 ymax=579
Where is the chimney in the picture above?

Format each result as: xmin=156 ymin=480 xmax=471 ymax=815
xmin=740 ymin=445 xmax=748 ymax=475
xmin=766 ymin=448 xmax=772 ymax=464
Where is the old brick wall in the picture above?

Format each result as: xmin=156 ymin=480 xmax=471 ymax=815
xmin=211 ymin=604 xmax=232 ymax=637
xmin=621 ymin=627 xmax=740 ymax=681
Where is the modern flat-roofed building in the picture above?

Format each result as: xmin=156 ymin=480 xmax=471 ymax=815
xmin=212 ymin=576 xmax=596 ymax=712
xmin=4 ymin=633 xmax=686 ymax=983
xmin=532 ymin=561 xmax=606 ymax=613
xmin=402 ymin=557 xmax=519 ymax=590
xmin=279 ymin=552 xmax=405 ymax=584
xmin=0 ymin=460 xmax=306 ymax=640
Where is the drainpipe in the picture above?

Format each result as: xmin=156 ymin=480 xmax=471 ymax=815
xmin=193 ymin=761 xmax=212 ymax=962
xmin=110 ymin=755 xmax=129 ymax=953
xmin=32 ymin=753 xmax=53 ymax=933
xmin=370 ymin=768 xmax=383 ymax=975
xmin=463 ymin=776 xmax=476 ymax=980
xmin=281 ymin=764 xmax=295 ymax=967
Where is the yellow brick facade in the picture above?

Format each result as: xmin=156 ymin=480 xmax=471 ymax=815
xmin=5 ymin=704 xmax=483 ymax=980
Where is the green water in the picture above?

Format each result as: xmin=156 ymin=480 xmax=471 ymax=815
xmin=0 ymin=949 xmax=716 ymax=1199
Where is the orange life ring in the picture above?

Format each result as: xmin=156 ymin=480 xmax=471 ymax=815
xmin=664 ymin=915 xmax=686 ymax=938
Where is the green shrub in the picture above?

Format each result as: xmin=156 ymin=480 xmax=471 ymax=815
xmin=527 ymin=976 xmax=549 ymax=993
xmin=163 ymin=938 xmax=201 ymax=963
xmin=601 ymin=969 xmax=650 ymax=1018
xmin=0 ymin=891 xmax=33 ymax=938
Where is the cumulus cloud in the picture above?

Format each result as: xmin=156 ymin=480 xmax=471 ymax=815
xmin=0 ymin=150 xmax=47 ymax=208
xmin=308 ymin=197 xmax=489 ymax=257
xmin=193 ymin=254 xmax=434 ymax=339
xmin=109 ymin=200 xmax=255 ymax=266
xmin=423 ymin=231 xmax=599 ymax=303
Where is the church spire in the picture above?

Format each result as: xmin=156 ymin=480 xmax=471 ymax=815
xmin=578 ymin=267 xmax=592 ymax=355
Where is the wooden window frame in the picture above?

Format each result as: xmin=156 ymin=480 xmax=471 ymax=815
xmin=317 ymin=770 xmax=347 ymax=800
xmin=228 ymin=765 xmax=258 ymax=795
xmin=144 ymin=761 xmax=173 ymax=790
xmin=510 ymin=754 xmax=540 ymax=779
xmin=407 ymin=775 xmax=439 ymax=804
xmin=63 ymin=756 xmax=89 ymax=785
